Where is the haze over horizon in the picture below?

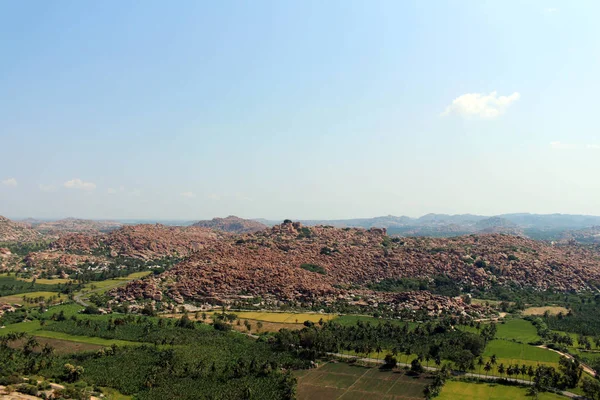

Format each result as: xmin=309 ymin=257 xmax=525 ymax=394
xmin=2 ymin=1 xmax=599 ymax=220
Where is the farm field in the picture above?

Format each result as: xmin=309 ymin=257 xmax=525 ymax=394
xmin=234 ymin=311 xmax=337 ymax=323
xmin=0 ymin=273 xmax=73 ymax=285
xmin=8 ymin=336 xmax=104 ymax=354
xmin=0 ymin=291 xmax=61 ymax=307
xmin=495 ymin=319 xmax=541 ymax=343
xmin=34 ymin=330 xmax=142 ymax=347
xmin=483 ymin=339 xmax=560 ymax=369
xmin=296 ymin=361 xmax=431 ymax=400
xmin=438 ymin=381 xmax=566 ymax=400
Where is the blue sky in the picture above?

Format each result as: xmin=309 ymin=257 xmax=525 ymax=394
xmin=1 ymin=0 xmax=599 ymax=220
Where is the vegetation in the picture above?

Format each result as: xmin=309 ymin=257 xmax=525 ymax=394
xmin=299 ymin=263 xmax=327 ymax=275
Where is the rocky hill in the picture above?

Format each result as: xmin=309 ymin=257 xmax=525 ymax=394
xmin=0 ymin=216 xmax=45 ymax=242
xmin=112 ymin=221 xmax=600 ymax=305
xmin=51 ymin=223 xmax=222 ymax=260
xmin=192 ymin=216 xmax=267 ymax=234
xmin=32 ymin=217 xmax=123 ymax=235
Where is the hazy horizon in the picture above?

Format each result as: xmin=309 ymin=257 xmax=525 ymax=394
xmin=6 ymin=211 xmax=600 ymax=223
xmin=2 ymin=1 xmax=599 ymax=220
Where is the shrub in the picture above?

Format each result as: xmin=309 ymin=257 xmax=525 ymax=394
xmin=300 ymin=263 xmax=326 ymax=275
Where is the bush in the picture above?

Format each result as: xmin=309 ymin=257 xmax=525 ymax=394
xmin=300 ymin=263 xmax=327 ymax=275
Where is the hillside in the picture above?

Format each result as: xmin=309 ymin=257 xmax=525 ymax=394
xmin=112 ymin=221 xmax=600 ymax=306
xmin=192 ymin=215 xmax=267 ymax=233
xmin=0 ymin=216 xmax=45 ymax=242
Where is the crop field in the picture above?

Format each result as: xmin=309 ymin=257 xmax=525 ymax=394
xmin=297 ymin=362 xmax=431 ymax=400
xmin=34 ymin=330 xmax=142 ymax=347
xmin=335 ymin=315 xmax=416 ymax=328
xmin=215 ymin=311 xmax=337 ymax=324
xmin=438 ymin=381 xmax=566 ymax=400
xmin=0 ymin=274 xmax=72 ymax=285
xmin=523 ymin=306 xmax=569 ymax=316
xmin=8 ymin=336 xmax=104 ymax=354
xmin=0 ymin=291 xmax=61 ymax=307
xmin=495 ymin=319 xmax=541 ymax=343
xmin=484 ymin=339 xmax=560 ymax=369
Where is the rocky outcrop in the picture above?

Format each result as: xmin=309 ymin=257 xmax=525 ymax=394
xmin=191 ymin=216 xmax=267 ymax=234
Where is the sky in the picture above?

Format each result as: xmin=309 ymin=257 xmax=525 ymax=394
xmin=1 ymin=0 xmax=599 ymax=220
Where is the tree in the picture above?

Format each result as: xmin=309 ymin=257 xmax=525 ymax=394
xmin=383 ymin=354 xmax=397 ymax=369
xmin=411 ymin=359 xmax=424 ymax=374
xmin=497 ymin=363 xmax=505 ymax=378
xmin=483 ymin=362 xmax=491 ymax=377
xmin=256 ymin=321 xmax=263 ymax=332
xmin=63 ymin=363 xmax=84 ymax=383
xmin=559 ymin=356 xmax=582 ymax=388
xmin=583 ymin=377 xmax=600 ymax=400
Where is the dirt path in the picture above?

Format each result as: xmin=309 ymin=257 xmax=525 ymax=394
xmin=538 ymin=344 xmax=596 ymax=376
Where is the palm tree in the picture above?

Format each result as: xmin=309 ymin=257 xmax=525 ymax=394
xmin=484 ymin=362 xmax=492 ymax=377
xmin=477 ymin=356 xmax=484 ymax=378
xmin=497 ymin=363 xmax=505 ymax=379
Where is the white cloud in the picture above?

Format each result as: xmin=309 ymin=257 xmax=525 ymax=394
xmin=128 ymin=189 xmax=141 ymax=197
xmin=550 ymin=141 xmax=578 ymax=150
xmin=107 ymin=188 xmax=117 ymax=194
xmin=181 ymin=191 xmax=196 ymax=198
xmin=1 ymin=178 xmax=17 ymax=187
xmin=39 ymin=184 xmax=57 ymax=192
xmin=544 ymin=7 xmax=559 ymax=13
xmin=441 ymin=91 xmax=520 ymax=119
xmin=587 ymin=144 xmax=600 ymax=150
xmin=64 ymin=178 xmax=96 ymax=191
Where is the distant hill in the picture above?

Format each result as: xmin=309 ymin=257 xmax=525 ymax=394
xmin=0 ymin=216 xmax=46 ymax=242
xmin=254 ymin=213 xmax=600 ymax=239
xmin=32 ymin=217 xmax=123 ymax=235
xmin=192 ymin=216 xmax=267 ymax=234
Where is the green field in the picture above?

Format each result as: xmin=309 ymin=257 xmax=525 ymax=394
xmin=0 ymin=291 xmax=62 ymax=307
xmin=35 ymin=330 xmax=141 ymax=347
xmin=495 ymin=319 xmax=541 ymax=343
xmin=335 ymin=315 xmax=416 ymax=328
xmin=438 ymin=381 xmax=566 ymax=400
xmin=484 ymin=339 xmax=560 ymax=369
xmin=297 ymin=361 xmax=431 ymax=399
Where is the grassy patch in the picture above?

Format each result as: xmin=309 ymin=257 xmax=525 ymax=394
xmin=523 ymin=306 xmax=569 ymax=316
xmin=0 ymin=291 xmax=61 ymax=307
xmin=438 ymin=380 xmax=566 ymax=400
xmin=0 ymin=320 xmax=42 ymax=333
